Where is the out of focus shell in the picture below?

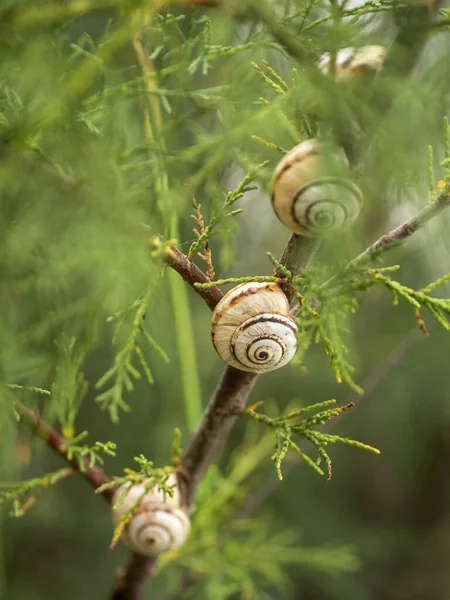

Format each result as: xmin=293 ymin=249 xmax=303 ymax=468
xmin=318 ymin=46 xmax=386 ymax=82
xmin=271 ymin=139 xmax=362 ymax=237
xmin=111 ymin=474 xmax=190 ymax=556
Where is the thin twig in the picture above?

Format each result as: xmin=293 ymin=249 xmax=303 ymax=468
xmin=132 ymin=35 xmax=163 ymax=139
xmin=191 ymin=199 xmax=215 ymax=281
xmin=110 ymin=555 xmax=158 ymax=600
xmin=179 ymin=366 xmax=259 ymax=503
xmin=353 ymin=188 xmax=450 ymax=265
xmin=320 ymin=189 xmax=450 ymax=295
xmin=165 ymin=246 xmax=223 ymax=310
xmin=14 ymin=401 xmax=114 ymax=504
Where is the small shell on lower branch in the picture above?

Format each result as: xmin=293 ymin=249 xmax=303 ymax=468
xmin=111 ymin=475 xmax=190 ymax=556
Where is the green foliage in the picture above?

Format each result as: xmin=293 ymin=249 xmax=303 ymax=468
xmin=160 ymin=432 xmax=360 ymax=599
xmin=187 ymin=164 xmax=267 ymax=263
xmin=197 ymin=233 xmax=450 ymax=397
xmin=2 ymin=1 xmax=450 ymax=598
xmin=64 ymin=431 xmax=117 ymax=471
xmin=5 ymin=384 xmax=51 ymax=423
xmin=0 ymin=468 xmax=72 ymax=517
xmin=96 ymin=278 xmax=170 ymax=422
xmin=244 ymin=400 xmax=379 ymax=480
xmin=48 ymin=335 xmax=88 ymax=439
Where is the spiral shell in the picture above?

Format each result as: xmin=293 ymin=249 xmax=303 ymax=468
xmin=318 ymin=46 xmax=386 ymax=82
xmin=271 ymin=139 xmax=362 ymax=237
xmin=111 ymin=475 xmax=190 ymax=556
xmin=211 ymin=282 xmax=297 ymax=373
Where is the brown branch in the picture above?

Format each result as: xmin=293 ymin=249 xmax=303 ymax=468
xmin=353 ymin=187 xmax=450 ymax=265
xmin=116 ymin=124 xmax=450 ymax=600
xmin=107 ymin=3 xmax=445 ymax=599
xmin=165 ymin=246 xmax=223 ymax=310
xmin=178 ymin=231 xmax=317 ymax=505
xmin=111 ymin=231 xmax=318 ymax=600
xmin=180 ymin=366 xmax=258 ymax=504
xmin=14 ymin=401 xmax=114 ymax=504
xmin=110 ymin=555 xmax=158 ymax=600
xmin=233 ymin=190 xmax=450 ymax=519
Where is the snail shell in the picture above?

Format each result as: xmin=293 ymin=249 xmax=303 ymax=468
xmin=271 ymin=139 xmax=362 ymax=237
xmin=211 ymin=282 xmax=297 ymax=373
xmin=111 ymin=475 xmax=190 ymax=556
xmin=318 ymin=46 xmax=386 ymax=82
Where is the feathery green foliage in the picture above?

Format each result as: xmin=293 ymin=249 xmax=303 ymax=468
xmin=2 ymin=0 xmax=450 ymax=598
xmin=244 ymin=400 xmax=379 ymax=480
xmin=48 ymin=335 xmax=88 ymax=439
xmin=156 ymin=431 xmax=360 ymax=599
xmin=0 ymin=469 xmax=72 ymax=518
xmin=64 ymin=431 xmax=117 ymax=470
xmin=96 ymin=277 xmax=170 ymax=421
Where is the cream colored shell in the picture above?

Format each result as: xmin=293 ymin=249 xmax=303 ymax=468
xmin=271 ymin=139 xmax=362 ymax=237
xmin=318 ymin=46 xmax=386 ymax=82
xmin=111 ymin=474 xmax=190 ymax=556
xmin=211 ymin=282 xmax=298 ymax=373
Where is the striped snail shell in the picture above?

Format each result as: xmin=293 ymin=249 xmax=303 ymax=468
xmin=111 ymin=475 xmax=190 ymax=556
xmin=271 ymin=139 xmax=362 ymax=237
xmin=318 ymin=46 xmax=386 ymax=82
xmin=211 ymin=282 xmax=297 ymax=373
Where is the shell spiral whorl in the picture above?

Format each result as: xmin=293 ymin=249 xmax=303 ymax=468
xmin=271 ymin=139 xmax=362 ymax=237
xmin=211 ymin=282 xmax=298 ymax=373
xmin=111 ymin=475 xmax=190 ymax=556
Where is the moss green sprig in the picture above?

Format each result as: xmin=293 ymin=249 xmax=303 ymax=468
xmin=251 ymin=61 xmax=286 ymax=95
xmin=0 ymin=468 xmax=72 ymax=517
xmin=243 ymin=400 xmax=379 ymax=480
xmin=427 ymin=145 xmax=435 ymax=199
xmin=49 ymin=334 xmax=88 ymax=440
xmin=443 ymin=116 xmax=450 ymax=180
xmin=6 ymin=384 xmax=50 ymax=396
xmin=194 ymin=275 xmax=282 ymax=290
xmin=266 ymin=252 xmax=294 ymax=281
xmin=96 ymin=276 xmax=169 ymax=422
xmin=64 ymin=431 xmax=116 ymax=471
xmin=172 ymin=428 xmax=183 ymax=467
xmin=251 ymin=135 xmax=287 ymax=154
xmin=187 ymin=163 xmax=268 ymax=262
xmin=369 ymin=270 xmax=450 ymax=332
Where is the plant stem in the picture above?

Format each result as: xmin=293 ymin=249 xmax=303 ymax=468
xmin=353 ymin=188 xmax=450 ymax=265
xmin=14 ymin=402 xmax=114 ymax=503
xmin=168 ymin=216 xmax=203 ymax=432
xmin=110 ymin=555 xmax=158 ymax=600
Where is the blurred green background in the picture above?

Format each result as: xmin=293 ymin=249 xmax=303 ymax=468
xmin=1 ymin=2 xmax=450 ymax=599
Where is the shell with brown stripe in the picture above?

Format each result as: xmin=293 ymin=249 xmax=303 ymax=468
xmin=111 ymin=475 xmax=190 ymax=556
xmin=271 ymin=138 xmax=362 ymax=237
xmin=211 ymin=282 xmax=298 ymax=373
xmin=318 ymin=46 xmax=386 ymax=82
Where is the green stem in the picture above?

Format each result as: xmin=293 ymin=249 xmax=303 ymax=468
xmin=168 ymin=216 xmax=203 ymax=432
xmin=0 ymin=519 xmax=6 ymax=598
